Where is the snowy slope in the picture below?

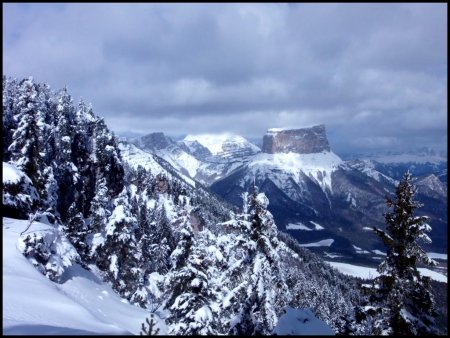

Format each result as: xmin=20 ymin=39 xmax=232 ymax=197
xmin=118 ymin=142 xmax=167 ymax=175
xmin=247 ymin=151 xmax=342 ymax=194
xmin=159 ymin=148 xmax=200 ymax=178
xmin=343 ymin=160 xmax=397 ymax=185
xmin=325 ymin=261 xmax=447 ymax=283
xmin=119 ymin=142 xmax=196 ymax=187
xmin=3 ymin=217 xmax=166 ymax=335
xmin=300 ymin=239 xmax=334 ymax=248
xmin=183 ymin=133 xmax=260 ymax=157
xmin=286 ymin=221 xmax=324 ymax=231
xmin=272 ymin=307 xmax=334 ymax=335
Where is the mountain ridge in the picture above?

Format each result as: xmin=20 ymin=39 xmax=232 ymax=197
xmin=127 ymin=125 xmax=447 ymax=262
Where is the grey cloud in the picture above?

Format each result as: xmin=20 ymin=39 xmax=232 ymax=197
xmin=3 ymin=3 xmax=447 ymax=155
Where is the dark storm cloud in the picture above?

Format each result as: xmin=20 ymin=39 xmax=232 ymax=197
xmin=3 ymin=3 xmax=447 ymax=154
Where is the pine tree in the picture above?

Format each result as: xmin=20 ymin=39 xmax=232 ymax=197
xmin=369 ymin=171 xmax=438 ymax=335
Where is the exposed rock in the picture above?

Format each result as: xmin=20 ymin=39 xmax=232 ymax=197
xmin=181 ymin=140 xmax=212 ymax=160
xmin=155 ymin=175 xmax=169 ymax=193
xmin=262 ymin=125 xmax=330 ymax=154
xmin=132 ymin=132 xmax=175 ymax=151
xmin=189 ymin=210 xmax=204 ymax=234
xmin=220 ymin=137 xmax=260 ymax=159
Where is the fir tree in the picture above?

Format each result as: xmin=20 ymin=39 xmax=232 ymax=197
xmin=164 ymin=224 xmax=221 ymax=335
xmin=369 ymin=171 xmax=438 ymax=335
xmin=157 ymin=204 xmax=176 ymax=251
xmin=65 ymin=202 xmax=89 ymax=260
xmin=140 ymin=314 xmax=160 ymax=335
xmin=223 ymin=185 xmax=289 ymax=335
xmin=54 ymin=87 xmax=80 ymax=221
xmin=96 ymin=188 xmax=141 ymax=299
xmin=8 ymin=77 xmax=46 ymax=206
xmin=3 ymin=76 xmax=18 ymax=162
xmin=89 ymin=177 xmax=110 ymax=234
xmin=92 ymin=117 xmax=124 ymax=196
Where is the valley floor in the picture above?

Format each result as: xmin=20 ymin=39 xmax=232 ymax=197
xmin=325 ymin=261 xmax=447 ymax=283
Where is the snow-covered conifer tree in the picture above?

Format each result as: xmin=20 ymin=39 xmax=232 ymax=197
xmin=369 ymin=171 xmax=438 ymax=335
xmin=3 ymin=76 xmax=19 ymax=162
xmin=96 ymin=188 xmax=141 ymax=299
xmin=92 ymin=117 xmax=124 ymax=196
xmin=8 ymin=77 xmax=46 ymax=206
xmin=220 ymin=185 xmax=289 ymax=335
xmin=164 ymin=223 xmax=221 ymax=335
xmin=64 ymin=202 xmax=89 ymax=259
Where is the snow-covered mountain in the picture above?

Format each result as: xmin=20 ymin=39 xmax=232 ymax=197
xmin=127 ymin=125 xmax=447 ymax=263
xmin=129 ymin=132 xmax=260 ymax=186
xmin=207 ymin=127 xmax=448 ymax=262
xmin=183 ymin=133 xmax=260 ymax=159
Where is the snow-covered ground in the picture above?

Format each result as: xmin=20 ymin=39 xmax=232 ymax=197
xmin=248 ymin=151 xmax=342 ymax=194
xmin=3 ymin=217 xmax=166 ymax=335
xmin=326 ymin=261 xmax=447 ymax=283
xmin=272 ymin=307 xmax=334 ymax=335
xmin=427 ymin=252 xmax=447 ymax=260
xmin=286 ymin=221 xmax=324 ymax=231
xmin=299 ymin=239 xmax=334 ymax=247
xmin=286 ymin=222 xmax=313 ymax=231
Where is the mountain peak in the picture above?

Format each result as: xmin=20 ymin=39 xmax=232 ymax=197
xmin=262 ymin=125 xmax=330 ymax=154
xmin=132 ymin=132 xmax=175 ymax=151
xmin=183 ymin=134 xmax=260 ymax=158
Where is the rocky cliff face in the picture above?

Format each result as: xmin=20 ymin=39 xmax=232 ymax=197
xmin=262 ymin=125 xmax=331 ymax=154
xmin=133 ymin=132 xmax=175 ymax=151
xmin=181 ymin=140 xmax=212 ymax=161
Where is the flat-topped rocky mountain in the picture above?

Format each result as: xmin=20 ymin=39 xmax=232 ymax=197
xmin=262 ymin=125 xmax=331 ymax=154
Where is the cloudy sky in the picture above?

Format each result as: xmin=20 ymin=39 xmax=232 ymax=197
xmin=3 ymin=3 xmax=447 ymax=154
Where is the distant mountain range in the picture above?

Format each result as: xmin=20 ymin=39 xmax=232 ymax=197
xmin=123 ymin=125 xmax=447 ymax=264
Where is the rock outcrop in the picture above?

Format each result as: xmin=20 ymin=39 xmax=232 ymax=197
xmin=262 ymin=125 xmax=330 ymax=154
xmin=133 ymin=132 xmax=175 ymax=151
xmin=181 ymin=140 xmax=212 ymax=161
